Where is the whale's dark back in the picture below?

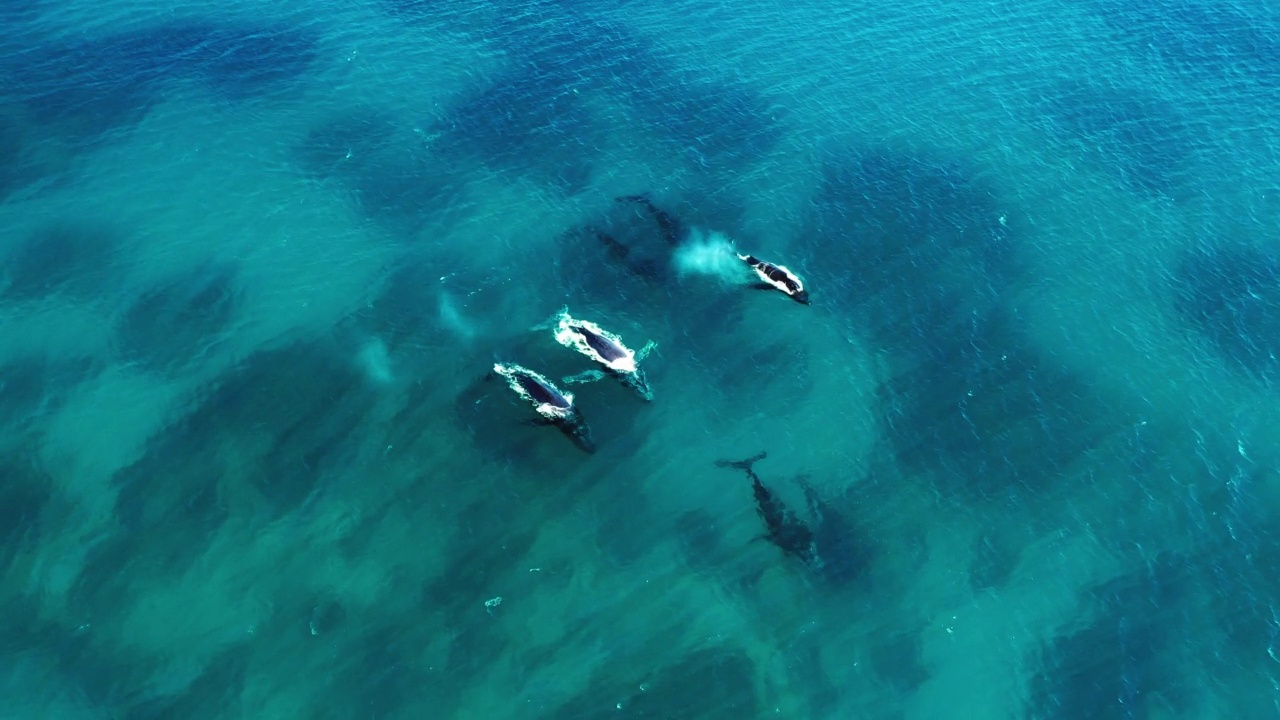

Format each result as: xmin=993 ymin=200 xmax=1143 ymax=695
xmin=574 ymin=326 xmax=627 ymax=363
xmin=752 ymin=476 xmax=815 ymax=560
xmin=515 ymin=373 xmax=571 ymax=409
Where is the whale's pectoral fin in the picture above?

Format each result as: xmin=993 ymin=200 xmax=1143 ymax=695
xmin=530 ymin=305 xmax=570 ymax=332
xmin=775 ymin=505 xmax=798 ymax=526
xmin=749 ymin=282 xmax=776 ymax=291
xmin=804 ymin=493 xmax=826 ymax=525
xmin=465 ymin=366 xmax=500 ymax=394
xmin=636 ymin=340 xmax=658 ymax=361
xmin=795 ymin=475 xmax=823 ymax=518
xmin=563 ymin=370 xmax=606 ymax=385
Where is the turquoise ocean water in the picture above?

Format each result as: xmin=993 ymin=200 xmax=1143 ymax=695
xmin=3 ymin=0 xmax=1280 ymax=717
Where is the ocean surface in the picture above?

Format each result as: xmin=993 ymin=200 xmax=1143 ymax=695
xmin=3 ymin=0 xmax=1280 ymax=717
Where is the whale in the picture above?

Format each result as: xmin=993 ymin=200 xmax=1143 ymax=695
xmin=715 ymin=452 xmax=868 ymax=584
xmin=591 ymin=228 xmax=663 ymax=281
xmin=737 ymin=253 xmax=809 ymax=304
xmin=544 ymin=307 xmax=656 ymax=401
xmin=715 ymin=451 xmax=820 ymax=566
xmin=583 ymin=194 xmax=682 ymax=282
xmin=491 ymin=361 xmax=595 ymax=453
xmin=616 ymin=193 xmax=682 ymax=246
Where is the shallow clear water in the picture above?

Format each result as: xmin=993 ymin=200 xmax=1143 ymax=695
xmin=2 ymin=0 xmax=1280 ymax=717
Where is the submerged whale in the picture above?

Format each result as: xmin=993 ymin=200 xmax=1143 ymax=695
xmin=492 ymin=361 xmax=595 ymax=453
xmin=592 ymin=229 xmax=663 ymax=281
xmin=544 ymin=307 xmax=656 ymax=401
xmin=737 ymin=254 xmax=809 ymax=304
xmin=716 ymin=451 xmax=866 ymax=584
xmin=580 ymin=194 xmax=682 ymax=282
xmin=716 ymin=451 xmax=822 ymax=568
xmin=616 ymin=193 xmax=682 ymax=246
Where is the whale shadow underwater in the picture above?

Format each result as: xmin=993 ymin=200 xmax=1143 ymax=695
xmin=715 ymin=451 xmax=866 ymax=587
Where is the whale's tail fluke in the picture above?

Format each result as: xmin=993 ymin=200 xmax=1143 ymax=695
xmin=715 ymin=451 xmax=768 ymax=474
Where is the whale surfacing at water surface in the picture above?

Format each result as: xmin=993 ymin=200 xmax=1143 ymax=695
xmin=492 ymin=361 xmax=595 ymax=452
xmin=549 ymin=308 xmax=655 ymax=401
xmin=738 ymin=253 xmax=810 ymax=304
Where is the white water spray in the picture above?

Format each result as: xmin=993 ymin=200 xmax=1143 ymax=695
xmin=673 ymin=228 xmax=748 ymax=285
xmin=437 ymin=289 xmax=478 ymax=344
xmin=356 ymin=336 xmax=394 ymax=385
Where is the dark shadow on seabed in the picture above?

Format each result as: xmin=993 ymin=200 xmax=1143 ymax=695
xmin=0 ymin=17 xmax=321 ymax=201
xmin=294 ymin=108 xmax=473 ymax=238
xmin=802 ymin=144 xmax=1129 ymax=505
xmin=1018 ymin=254 xmax=1280 ymax=712
xmin=1172 ymin=237 xmax=1280 ymax=384
xmin=5 ymin=18 xmax=320 ymax=123
xmin=1028 ymin=551 xmax=1197 ymax=720
xmin=379 ymin=0 xmax=785 ymax=190
xmin=0 ymin=355 xmax=98 ymax=436
xmin=477 ymin=2 xmax=788 ymax=173
xmin=1027 ymin=519 xmax=1280 ymax=720
xmin=1 ymin=220 xmax=129 ymax=304
xmin=73 ymin=336 xmax=384 ymax=629
xmin=1090 ymin=0 xmax=1280 ymax=94
xmin=1030 ymin=76 xmax=1201 ymax=200
xmin=426 ymin=63 xmax=606 ymax=195
xmin=0 ymin=455 xmax=56 ymax=579
xmin=40 ymin=328 xmax=466 ymax=717
xmin=378 ymin=2 xmax=650 ymax=195
xmin=112 ymin=261 xmax=243 ymax=376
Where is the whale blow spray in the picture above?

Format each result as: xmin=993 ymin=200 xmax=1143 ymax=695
xmin=673 ymin=227 xmax=746 ymax=285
